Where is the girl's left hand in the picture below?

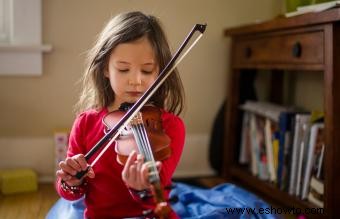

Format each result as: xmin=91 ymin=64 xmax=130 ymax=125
xmin=122 ymin=150 xmax=161 ymax=191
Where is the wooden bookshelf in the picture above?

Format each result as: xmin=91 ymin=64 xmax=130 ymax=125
xmin=223 ymin=9 xmax=340 ymax=219
xmin=230 ymin=166 xmax=317 ymax=210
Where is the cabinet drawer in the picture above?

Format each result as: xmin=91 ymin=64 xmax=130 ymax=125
xmin=233 ymin=31 xmax=324 ymax=67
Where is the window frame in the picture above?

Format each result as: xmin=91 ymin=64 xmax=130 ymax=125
xmin=0 ymin=0 xmax=52 ymax=76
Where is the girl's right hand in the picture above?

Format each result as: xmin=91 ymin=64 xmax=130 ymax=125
xmin=56 ymin=154 xmax=95 ymax=186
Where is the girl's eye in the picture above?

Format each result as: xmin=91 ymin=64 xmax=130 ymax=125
xmin=118 ymin=69 xmax=129 ymax=73
xmin=142 ymin=70 xmax=153 ymax=74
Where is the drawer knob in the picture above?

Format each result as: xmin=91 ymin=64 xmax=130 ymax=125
xmin=292 ymin=42 xmax=302 ymax=58
xmin=244 ymin=47 xmax=252 ymax=58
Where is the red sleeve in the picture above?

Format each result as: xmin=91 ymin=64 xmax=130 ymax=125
xmin=55 ymin=177 xmax=87 ymax=200
xmin=56 ymin=112 xmax=88 ymax=200
xmin=159 ymin=113 xmax=185 ymax=186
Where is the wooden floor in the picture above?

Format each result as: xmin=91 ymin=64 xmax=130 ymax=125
xmin=0 ymin=178 xmax=295 ymax=219
xmin=0 ymin=179 xmax=226 ymax=219
xmin=0 ymin=178 xmax=222 ymax=219
xmin=0 ymin=183 xmax=59 ymax=219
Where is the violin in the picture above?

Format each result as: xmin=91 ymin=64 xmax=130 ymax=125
xmin=103 ymin=103 xmax=172 ymax=218
xmin=74 ymin=23 xmax=207 ymax=218
xmin=102 ymin=104 xmax=171 ymax=165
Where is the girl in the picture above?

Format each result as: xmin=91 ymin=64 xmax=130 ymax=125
xmin=55 ymin=11 xmax=185 ymax=219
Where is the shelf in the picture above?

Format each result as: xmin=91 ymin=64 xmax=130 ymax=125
xmin=224 ymin=8 xmax=340 ymax=218
xmin=224 ymin=7 xmax=340 ymax=36
xmin=230 ymin=166 xmax=318 ymax=209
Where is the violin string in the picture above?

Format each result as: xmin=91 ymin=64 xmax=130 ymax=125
xmin=132 ymin=120 xmax=160 ymax=183
xmin=139 ymin=124 xmax=152 ymax=161
xmin=140 ymin=124 xmax=160 ymax=183
xmin=130 ymin=113 xmax=150 ymax=161
xmin=131 ymin=125 xmax=144 ymax=157
xmin=131 ymin=122 xmax=152 ymax=162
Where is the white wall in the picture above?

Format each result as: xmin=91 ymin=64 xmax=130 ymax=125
xmin=0 ymin=134 xmax=213 ymax=182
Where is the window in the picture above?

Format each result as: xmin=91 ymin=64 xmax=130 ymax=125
xmin=0 ymin=0 xmax=52 ymax=76
xmin=0 ymin=0 xmax=10 ymax=42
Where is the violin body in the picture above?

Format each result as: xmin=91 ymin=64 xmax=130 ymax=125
xmin=103 ymin=105 xmax=172 ymax=165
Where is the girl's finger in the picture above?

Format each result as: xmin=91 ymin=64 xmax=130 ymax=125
xmin=56 ymin=169 xmax=72 ymax=181
xmin=135 ymin=154 xmax=143 ymax=179
xmin=87 ymin=167 xmax=95 ymax=178
xmin=155 ymin=161 xmax=162 ymax=172
xmin=59 ymin=161 xmax=77 ymax=176
xmin=141 ymin=163 xmax=151 ymax=187
xmin=128 ymin=164 xmax=137 ymax=182
xmin=74 ymin=154 xmax=88 ymax=171
xmin=122 ymin=150 xmax=137 ymax=181
xmin=65 ymin=158 xmax=82 ymax=173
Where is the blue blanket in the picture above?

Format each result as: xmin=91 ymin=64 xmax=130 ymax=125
xmin=170 ymin=182 xmax=280 ymax=219
xmin=47 ymin=182 xmax=280 ymax=219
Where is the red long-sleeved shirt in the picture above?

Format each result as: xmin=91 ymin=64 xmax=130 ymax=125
xmin=56 ymin=108 xmax=185 ymax=219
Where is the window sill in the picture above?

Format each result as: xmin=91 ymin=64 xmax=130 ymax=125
xmin=0 ymin=44 xmax=52 ymax=52
xmin=0 ymin=44 xmax=53 ymax=76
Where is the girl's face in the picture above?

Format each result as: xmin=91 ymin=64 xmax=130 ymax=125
xmin=105 ymin=37 xmax=159 ymax=110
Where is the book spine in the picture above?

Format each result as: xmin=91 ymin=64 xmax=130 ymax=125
xmin=296 ymin=122 xmax=311 ymax=196
xmin=277 ymin=112 xmax=293 ymax=189
xmin=301 ymin=123 xmax=324 ymax=199
xmin=288 ymin=115 xmax=301 ymax=195
xmin=265 ymin=118 xmax=276 ymax=182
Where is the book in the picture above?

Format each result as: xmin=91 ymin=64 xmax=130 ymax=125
xmin=306 ymin=122 xmax=325 ymax=207
xmin=309 ymin=119 xmax=325 ymax=181
xmin=285 ymin=1 xmax=340 ymax=17
xmin=247 ymin=113 xmax=270 ymax=180
xmin=313 ymin=142 xmax=325 ymax=179
xmin=272 ymin=133 xmax=280 ymax=181
xmin=239 ymin=101 xmax=294 ymax=122
xmin=308 ymin=176 xmax=324 ymax=207
xmin=257 ymin=116 xmax=269 ymax=181
xmin=277 ymin=112 xmax=295 ymax=190
xmin=298 ymin=0 xmax=340 ymax=12
xmin=288 ymin=114 xmax=311 ymax=195
xmin=239 ymin=111 xmax=251 ymax=164
xmin=239 ymin=101 xmax=297 ymax=184
xmin=308 ymin=191 xmax=324 ymax=208
xmin=301 ymin=123 xmax=324 ymax=199
xmin=249 ymin=113 xmax=259 ymax=176
xmin=295 ymin=120 xmax=311 ymax=196
xmin=264 ymin=118 xmax=277 ymax=182
xmin=310 ymin=175 xmax=324 ymax=195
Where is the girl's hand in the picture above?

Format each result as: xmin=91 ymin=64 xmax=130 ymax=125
xmin=56 ymin=154 xmax=95 ymax=186
xmin=122 ymin=150 xmax=162 ymax=191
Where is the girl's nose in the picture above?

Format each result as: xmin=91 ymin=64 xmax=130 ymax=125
xmin=128 ymin=73 xmax=142 ymax=86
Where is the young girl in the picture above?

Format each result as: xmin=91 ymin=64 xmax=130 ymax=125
xmin=55 ymin=11 xmax=185 ymax=219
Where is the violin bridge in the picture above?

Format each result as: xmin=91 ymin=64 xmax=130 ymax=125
xmin=130 ymin=112 xmax=143 ymax=126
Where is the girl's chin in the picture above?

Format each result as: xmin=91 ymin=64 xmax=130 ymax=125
xmin=122 ymin=98 xmax=139 ymax=104
xmin=128 ymin=96 xmax=141 ymax=102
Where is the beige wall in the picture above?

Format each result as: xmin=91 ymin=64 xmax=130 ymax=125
xmin=0 ymin=0 xmax=284 ymax=180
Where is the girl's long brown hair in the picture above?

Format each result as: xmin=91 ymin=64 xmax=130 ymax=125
xmin=75 ymin=11 xmax=185 ymax=115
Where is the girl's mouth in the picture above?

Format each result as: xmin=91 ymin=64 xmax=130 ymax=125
xmin=127 ymin=91 xmax=143 ymax=97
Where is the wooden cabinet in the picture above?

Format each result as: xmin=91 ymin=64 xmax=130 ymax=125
xmin=224 ymin=9 xmax=340 ymax=218
xmin=233 ymin=28 xmax=324 ymax=67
